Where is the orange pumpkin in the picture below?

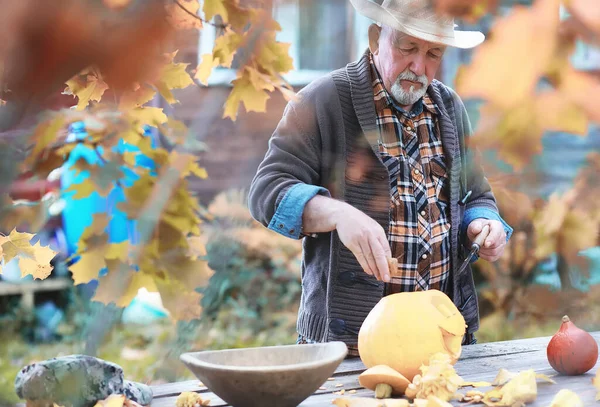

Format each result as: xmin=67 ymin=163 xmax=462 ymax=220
xmin=357 ymin=289 xmax=466 ymax=381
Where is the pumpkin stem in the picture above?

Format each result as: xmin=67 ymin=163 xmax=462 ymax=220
xmin=375 ymin=383 xmax=392 ymax=399
xmin=562 ymin=315 xmax=570 ymax=323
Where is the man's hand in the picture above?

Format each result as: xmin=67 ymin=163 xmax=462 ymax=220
xmin=302 ymin=195 xmax=392 ymax=282
xmin=467 ymin=219 xmax=507 ymax=262
xmin=334 ymin=204 xmax=392 ymax=282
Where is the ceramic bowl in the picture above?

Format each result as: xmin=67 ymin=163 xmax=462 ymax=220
xmin=180 ymin=341 xmax=348 ymax=407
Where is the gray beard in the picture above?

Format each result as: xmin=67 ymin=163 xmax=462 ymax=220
xmin=390 ymin=71 xmax=429 ymax=106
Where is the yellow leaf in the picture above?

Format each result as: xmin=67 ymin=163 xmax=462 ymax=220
xmin=195 ymin=53 xmax=217 ymax=85
xmin=105 ymin=241 xmax=130 ymax=262
xmin=65 ymin=72 xmax=109 ymax=111
xmin=593 ymin=369 xmax=600 ymax=401
xmin=119 ymin=83 xmax=156 ymax=110
xmin=26 ymin=114 xmax=66 ymax=166
xmin=1 ymin=229 xmax=35 ymax=264
xmin=64 ymin=178 xmax=101 ymax=199
xmin=534 ymin=91 xmax=588 ymax=135
xmin=496 ymin=369 xmax=538 ymax=406
xmin=256 ymin=35 xmax=294 ymax=75
xmin=92 ymin=261 xmax=157 ymax=307
xmin=549 ymin=389 xmax=583 ymax=407
xmin=154 ymin=51 xmax=195 ymax=104
xmin=70 ymin=245 xmax=107 ymax=285
xmin=103 ymin=0 xmax=132 ymax=9
xmin=18 ymin=241 xmax=57 ymax=280
xmin=128 ymin=107 xmax=168 ymax=128
xmin=246 ymin=66 xmax=275 ymax=92
xmin=155 ymin=277 xmax=203 ymax=321
xmin=558 ymin=209 xmax=599 ymax=262
xmin=223 ymin=74 xmax=270 ymax=120
xmin=187 ymin=236 xmax=207 ymax=260
xmin=93 ymin=394 xmax=126 ymax=407
xmin=166 ymin=0 xmax=202 ymax=29
xmin=559 ymin=66 xmax=600 ymax=123
xmin=213 ymin=30 xmax=243 ymax=68
xmin=456 ymin=0 xmax=560 ymax=109
xmin=79 ymin=214 xmax=110 ymax=248
xmin=203 ymin=0 xmax=227 ymax=22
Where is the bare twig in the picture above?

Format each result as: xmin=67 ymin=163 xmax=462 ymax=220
xmin=173 ymin=0 xmax=227 ymax=29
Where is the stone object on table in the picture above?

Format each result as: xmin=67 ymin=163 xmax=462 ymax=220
xmin=14 ymin=354 xmax=153 ymax=407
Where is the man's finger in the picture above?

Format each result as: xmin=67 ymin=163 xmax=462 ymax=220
xmin=354 ymin=250 xmax=374 ymax=276
xmin=359 ymin=239 xmax=380 ymax=280
xmin=480 ymin=244 xmax=505 ymax=258
xmin=467 ymin=219 xmax=485 ymax=239
xmin=377 ymin=233 xmax=392 ymax=259
xmin=485 ymin=224 xmax=506 ymax=248
xmin=370 ymin=237 xmax=390 ymax=282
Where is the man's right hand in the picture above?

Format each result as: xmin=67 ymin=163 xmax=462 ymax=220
xmin=333 ymin=204 xmax=392 ymax=282
xmin=302 ymin=195 xmax=393 ymax=282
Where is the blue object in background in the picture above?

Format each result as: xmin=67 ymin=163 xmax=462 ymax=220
xmin=60 ymin=122 xmax=158 ymax=298
xmin=60 ymin=122 xmax=157 ymax=257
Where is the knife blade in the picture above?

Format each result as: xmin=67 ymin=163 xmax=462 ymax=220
xmin=457 ymin=223 xmax=491 ymax=275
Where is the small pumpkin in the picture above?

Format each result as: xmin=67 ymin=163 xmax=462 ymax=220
xmin=357 ymin=289 xmax=466 ymax=381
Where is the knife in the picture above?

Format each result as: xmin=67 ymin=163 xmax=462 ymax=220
xmin=457 ymin=224 xmax=491 ymax=275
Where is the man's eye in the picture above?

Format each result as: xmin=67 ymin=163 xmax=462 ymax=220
xmin=429 ymin=52 xmax=441 ymax=59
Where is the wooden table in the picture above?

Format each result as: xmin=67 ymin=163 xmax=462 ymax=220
xmin=150 ymin=332 xmax=600 ymax=406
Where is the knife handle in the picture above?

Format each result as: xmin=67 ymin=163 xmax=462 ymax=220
xmin=472 ymin=224 xmax=491 ymax=250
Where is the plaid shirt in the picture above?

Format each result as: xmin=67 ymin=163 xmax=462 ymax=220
xmin=298 ymin=55 xmax=453 ymax=357
xmin=368 ymin=53 xmax=452 ymax=295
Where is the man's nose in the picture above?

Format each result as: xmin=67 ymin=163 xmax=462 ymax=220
xmin=410 ymin=55 xmax=426 ymax=77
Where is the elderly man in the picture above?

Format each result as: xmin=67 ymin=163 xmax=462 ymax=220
xmin=248 ymin=0 xmax=513 ymax=354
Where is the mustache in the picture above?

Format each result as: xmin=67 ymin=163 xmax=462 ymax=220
xmin=396 ymin=70 xmax=428 ymax=87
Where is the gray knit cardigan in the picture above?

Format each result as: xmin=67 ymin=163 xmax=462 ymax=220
xmin=248 ymin=51 xmax=501 ymax=346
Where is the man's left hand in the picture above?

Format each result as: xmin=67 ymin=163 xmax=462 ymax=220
xmin=467 ymin=219 xmax=507 ymax=262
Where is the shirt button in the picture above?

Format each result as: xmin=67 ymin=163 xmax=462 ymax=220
xmin=420 ymin=210 xmax=426 ymax=216
xmin=406 ymin=127 xmax=412 ymax=132
xmin=414 ymin=169 xmax=420 ymax=175
xmin=422 ymin=254 xmax=428 ymax=259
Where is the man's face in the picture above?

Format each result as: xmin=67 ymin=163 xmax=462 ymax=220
xmin=369 ymin=25 xmax=445 ymax=106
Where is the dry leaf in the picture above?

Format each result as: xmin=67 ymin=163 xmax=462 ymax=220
xmin=456 ymin=0 xmax=560 ymax=109
xmin=166 ymin=0 xmax=202 ymax=29
xmin=175 ymin=391 xmax=209 ymax=407
xmin=18 ymin=241 xmax=57 ymax=280
xmin=483 ymin=369 xmax=554 ymax=406
xmin=1 ymin=228 xmax=35 ymax=263
xmin=549 ymin=389 xmax=583 ymax=407
xmin=203 ymin=0 xmax=228 ymax=22
xmin=64 ymin=71 xmax=109 ymax=110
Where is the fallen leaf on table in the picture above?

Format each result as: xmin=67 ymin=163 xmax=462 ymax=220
xmin=484 ymin=370 xmax=541 ymax=406
xmin=491 ymin=368 xmax=517 ymax=386
xmin=549 ymin=389 xmax=583 ymax=407
xmin=176 ymin=391 xmax=210 ymax=407
xmin=593 ymin=369 xmax=600 ymax=401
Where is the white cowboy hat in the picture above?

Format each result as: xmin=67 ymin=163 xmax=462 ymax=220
xmin=349 ymin=0 xmax=485 ymax=49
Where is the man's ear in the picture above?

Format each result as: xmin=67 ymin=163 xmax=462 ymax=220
xmin=368 ymin=24 xmax=381 ymax=55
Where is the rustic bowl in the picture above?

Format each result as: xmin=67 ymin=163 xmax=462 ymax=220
xmin=180 ymin=341 xmax=348 ymax=407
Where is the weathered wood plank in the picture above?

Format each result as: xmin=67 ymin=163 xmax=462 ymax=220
xmin=150 ymin=332 xmax=600 ymax=406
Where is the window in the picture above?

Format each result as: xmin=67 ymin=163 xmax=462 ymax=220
xmin=198 ymin=0 xmax=374 ymax=86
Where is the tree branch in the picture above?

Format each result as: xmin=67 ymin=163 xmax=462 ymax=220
xmin=173 ymin=0 xmax=227 ymax=29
